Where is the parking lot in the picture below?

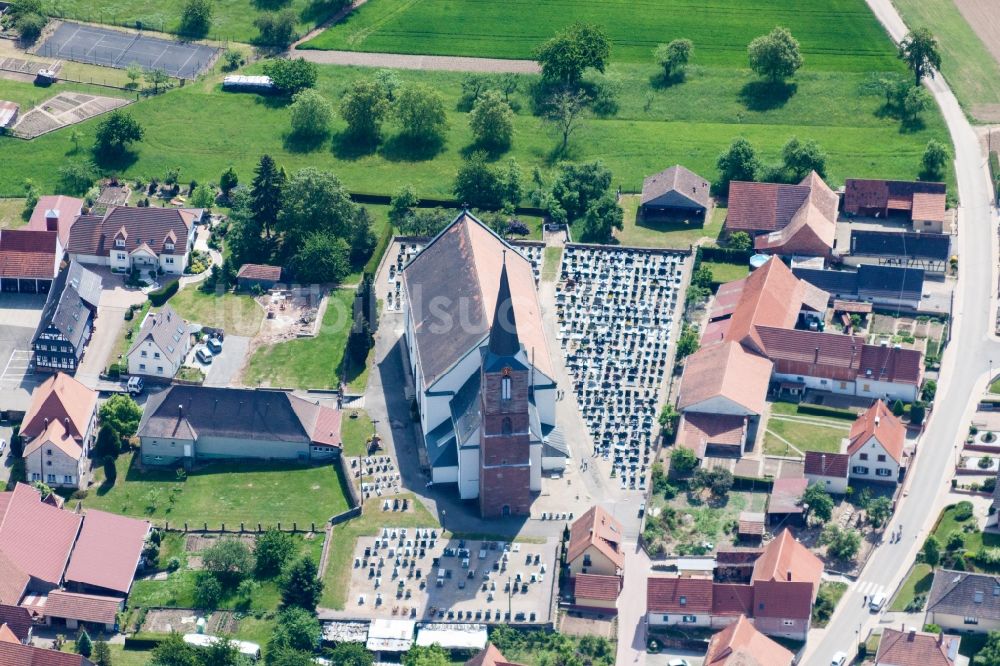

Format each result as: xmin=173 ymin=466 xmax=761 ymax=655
xmin=203 ymin=335 xmax=249 ymax=387
xmin=343 ymin=529 xmax=557 ymax=624
xmin=0 ymin=295 xmax=46 ymax=412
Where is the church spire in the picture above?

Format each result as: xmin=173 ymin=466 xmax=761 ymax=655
xmin=488 ymin=257 xmax=520 ymax=357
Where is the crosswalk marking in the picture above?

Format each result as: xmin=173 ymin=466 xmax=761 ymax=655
xmin=855 ymin=581 xmax=886 ymax=598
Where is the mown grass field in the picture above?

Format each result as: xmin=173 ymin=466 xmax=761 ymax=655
xmin=0 ymin=61 xmax=952 ymax=201
xmin=890 ymin=0 xmax=1000 ymax=122
xmin=168 ymin=287 xmax=265 ymax=337
xmin=614 ymin=196 xmax=725 ymax=249
xmin=302 ymin=0 xmax=898 ymax=72
xmin=0 ymin=198 xmax=26 ymax=229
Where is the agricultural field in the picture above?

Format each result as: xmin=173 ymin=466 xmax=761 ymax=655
xmin=0 ymin=60 xmax=952 ymax=201
xmin=302 ymin=0 xmax=899 ymax=72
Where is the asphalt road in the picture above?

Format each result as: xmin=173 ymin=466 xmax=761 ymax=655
xmin=802 ymin=1 xmax=1000 ymax=663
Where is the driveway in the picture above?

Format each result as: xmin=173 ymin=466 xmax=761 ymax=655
xmin=617 ymin=542 xmax=651 ymax=666
xmin=75 ymin=304 xmax=127 ymax=386
xmin=0 ymin=294 xmax=46 ymax=412
xmin=203 ymin=335 xmax=250 ymax=387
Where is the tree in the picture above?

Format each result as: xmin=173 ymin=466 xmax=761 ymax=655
xmin=747 ymin=26 xmax=803 ymax=82
xmin=469 ymin=90 xmax=514 ymax=150
xmin=653 ymin=39 xmax=693 ymax=81
xmin=75 ymin=628 xmax=93 ymax=658
xmin=910 ymin=401 xmax=926 ymax=426
xmin=103 ymin=455 xmax=118 ymax=486
xmin=670 ymin=447 xmax=698 ymax=475
xmin=922 ymin=139 xmax=950 ymax=181
xmin=340 ymin=79 xmax=390 ymax=143
xmin=255 ymin=528 xmax=296 ymax=578
xmin=867 ymin=496 xmax=893 ymax=527
xmin=693 ymin=467 xmax=734 ymax=496
xmin=580 ymin=194 xmax=623 ymax=243
xmin=8 ymin=0 xmax=47 ymax=42
xmin=263 ymin=58 xmax=318 ymax=95
xmin=892 ymin=399 xmax=905 ymax=417
xmin=802 ymin=482 xmax=834 ymax=522
xmin=267 ymin=648 xmax=315 ymax=666
xmin=201 ymin=538 xmax=255 ymax=585
xmin=821 ymin=524 xmax=861 ymax=560
xmin=150 ymin=632 xmax=200 ymax=666
xmin=974 ymin=632 xmax=1000 ymax=666
xmin=453 ymin=152 xmax=522 ymax=210
xmin=658 ymin=404 xmax=679 ymax=436
xmin=901 ymin=86 xmax=931 ymax=124
xmin=222 ymin=49 xmax=243 ymax=71
xmin=92 ymin=640 xmax=113 ymax=666
xmin=179 ymin=0 xmax=212 ymax=37
xmin=126 ymin=63 xmax=143 ymax=88
xmin=252 ymin=154 xmax=285 ymax=239
xmin=94 ymin=110 xmax=144 ymax=157
xmin=402 ymin=645 xmax=451 ymax=666
xmin=781 ymin=136 xmax=827 ymax=180
xmin=277 ymin=167 xmax=359 ymax=248
xmin=328 ymin=643 xmax=375 ymax=666
xmin=923 ymin=535 xmax=942 ymax=566
xmin=58 ymin=160 xmax=97 ymax=196
xmin=254 ymin=9 xmax=298 ymax=48
xmin=99 ymin=394 xmax=143 ymax=441
xmin=676 ymin=323 xmax=700 ymax=359
xmin=550 ymin=161 xmax=613 ymax=222
xmin=716 ymin=137 xmax=761 ymax=193
xmin=373 ymin=69 xmax=401 ymax=101
xmin=220 ymin=166 xmax=238 ymax=197
xmin=349 ymin=207 xmax=377 ymax=265
xmin=281 ymin=556 xmax=323 ymax=611
xmin=394 ymin=84 xmax=448 ymax=146
xmin=728 ymin=231 xmax=752 ymax=251
xmin=289 ymin=89 xmax=333 ymax=140
xmin=899 ymin=28 xmax=942 ymax=86
xmin=534 ymin=22 xmax=611 ymax=86
xmin=388 ymin=185 xmax=420 ymax=227
xmin=144 ymin=69 xmax=170 ymax=94
xmin=269 ymin=606 xmax=321 ymax=654
xmin=544 ymin=89 xmax=588 ymax=155
xmin=189 ymin=184 xmax=215 ymax=209
xmin=290 ymin=234 xmax=350 ymax=284
xmin=193 ymin=571 xmax=223 ymax=609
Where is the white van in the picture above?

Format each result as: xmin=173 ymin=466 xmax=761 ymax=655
xmin=869 ymin=592 xmax=887 ymax=612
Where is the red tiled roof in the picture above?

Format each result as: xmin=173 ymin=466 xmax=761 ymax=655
xmin=64 ymin=510 xmax=149 ymax=595
xmin=676 ymin=413 xmax=748 ymax=458
xmin=875 ymin=627 xmax=958 ymax=666
xmin=646 ymin=576 xmax=714 ymax=614
xmin=726 ymin=182 xmax=811 ymax=233
xmin=804 ymin=451 xmax=849 ymax=478
xmin=237 ymin=263 xmax=282 ymax=282
xmin=21 ymin=373 xmax=97 ymax=443
xmin=0 ymin=604 xmax=32 ymax=642
xmin=912 ymin=192 xmax=946 ymax=223
xmin=0 ymin=484 xmax=81 ymax=586
xmin=753 ymin=579 xmax=816 ymax=620
xmin=574 ymin=574 xmax=620 ymax=602
xmin=0 ymin=641 xmax=95 ymax=665
xmin=711 ymin=583 xmax=754 ymax=616
xmin=0 ymin=230 xmax=58 ymax=279
xmin=309 ymin=405 xmax=343 ymax=448
xmin=752 ymin=529 xmax=823 ymax=588
xmin=28 ymin=196 xmax=83 ymax=246
xmin=859 ymin=345 xmax=923 ymax=386
xmin=0 ymin=551 xmax=28 ymax=606
xmin=465 ymin=643 xmax=525 ymax=666
xmin=704 ymin=615 xmax=793 ymax=666
xmin=755 ymin=326 xmax=865 ymax=372
xmin=23 ymin=420 xmax=82 ymax=462
xmin=738 ymin=512 xmax=765 ymax=536
xmin=768 ymin=478 xmax=808 ymax=515
xmin=43 ymin=591 xmax=121 ymax=626
xmin=844 ymin=179 xmax=946 ymax=222
xmin=67 ymin=206 xmax=193 ymax=258
xmin=567 ymin=506 xmax=624 ymax=570
xmin=753 ymin=172 xmax=838 ymax=257
xmin=724 ymin=258 xmax=806 ymax=354
xmin=677 ymin=342 xmax=772 ymax=416
xmin=848 ymin=400 xmax=905 ymax=464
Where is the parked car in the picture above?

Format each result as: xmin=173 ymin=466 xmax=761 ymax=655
xmin=126 ymin=376 xmax=144 ymax=395
xmin=638 ymin=502 xmax=646 ymax=517
xmin=831 ymin=652 xmax=847 ymax=666
xmin=667 ymin=660 xmax=690 ymax=666
xmin=195 ymin=347 xmax=214 ymax=364
xmin=869 ymin=592 xmax=886 ymax=612
xmin=206 ymin=337 xmax=223 ymax=354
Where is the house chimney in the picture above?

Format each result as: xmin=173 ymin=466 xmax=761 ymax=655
xmin=786 ymin=569 xmax=792 ymax=581
xmin=45 ymin=209 xmax=58 ymax=232
xmin=814 ymin=347 xmax=820 ymax=364
xmin=875 ymin=416 xmax=880 ymax=428
xmin=908 ymin=627 xmax=916 ymax=640
xmin=937 ymin=632 xmax=944 ymax=646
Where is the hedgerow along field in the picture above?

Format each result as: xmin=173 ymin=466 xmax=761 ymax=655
xmin=301 ymin=0 xmax=899 ymax=71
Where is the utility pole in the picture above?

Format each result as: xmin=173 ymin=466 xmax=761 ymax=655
xmin=507 ymin=575 xmax=513 ymax=620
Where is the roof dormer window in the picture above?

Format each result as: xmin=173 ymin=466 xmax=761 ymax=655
xmin=115 ymin=238 xmax=125 ymax=248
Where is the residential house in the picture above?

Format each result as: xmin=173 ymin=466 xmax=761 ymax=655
xmin=647 ymin=576 xmax=714 ymax=628
xmin=0 ymin=604 xmax=33 ymax=644
xmin=0 ymin=484 xmax=82 ymax=592
xmin=572 ymin=574 xmax=621 ymax=614
xmin=749 ymin=529 xmax=823 ymax=639
xmin=31 ymin=263 xmax=102 ymax=373
xmin=465 ymin=643 xmax=525 ymax=666
xmin=20 ymin=372 xmax=98 ymax=489
xmin=236 ymin=263 xmax=282 ymax=291
xmin=0 ymin=228 xmax=62 ymax=293
xmin=703 ymin=615 xmax=793 ymax=666
xmin=846 ymin=400 xmax=905 ymax=483
xmin=725 ymin=172 xmax=839 ymax=258
xmin=0 ymin=642 xmax=96 ymax=665
xmin=844 ymin=179 xmax=948 ymax=232
xmin=804 ymin=451 xmax=850 ymax=494
xmin=402 ymin=212 xmax=562 ymax=506
xmin=848 ymin=229 xmax=951 ymax=273
xmin=793 ymin=264 xmax=926 ymax=311
xmin=42 ymin=590 xmax=121 ymax=633
xmin=126 ymin=305 xmax=191 ymax=378
xmin=640 ymin=165 xmax=711 ymax=216
xmin=138 ymin=385 xmax=343 ymax=466
xmin=926 ymin=569 xmax=1000 ymax=633
xmin=875 ymin=626 xmax=959 ymax=666
xmin=28 ymin=195 xmax=84 ymax=246
xmin=68 ymin=206 xmax=202 ymax=275
xmin=566 ymin=506 xmax=625 ymax=579
xmin=63 ymin=509 xmax=150 ymax=596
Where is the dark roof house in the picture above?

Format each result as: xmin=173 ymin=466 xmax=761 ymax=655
xmin=875 ymin=627 xmax=958 ymax=666
xmin=641 ymin=165 xmax=711 ymax=213
xmin=849 ymin=230 xmax=951 ymax=261
xmin=844 ymin=179 xmax=947 ymax=224
xmin=927 ymin=569 xmax=1000 ymax=623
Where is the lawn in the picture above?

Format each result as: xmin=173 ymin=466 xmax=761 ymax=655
xmin=0 ymin=61 xmax=952 ymax=201
xmin=320 ymin=493 xmax=438 ymax=609
xmin=888 ymin=562 xmax=933 ymax=611
xmin=46 ymin=0 xmax=345 ymax=44
xmin=244 ymin=287 xmax=354 ymax=389
xmin=990 ymin=378 xmax=1000 ymax=394
xmin=84 ymin=452 xmax=350 ymax=528
xmin=890 ymin=0 xmax=1000 ymax=122
xmin=0 ymin=198 xmax=26 ymax=229
xmin=701 ymin=260 xmax=750 ymax=284
xmin=614 ymin=196 xmax=724 ymax=249
xmin=930 ymin=502 xmax=1000 ymax=572
xmin=340 ymin=407 xmax=374 ymax=457
xmin=812 ymin=580 xmax=847 ymax=628
xmin=542 ymin=246 xmax=562 ymax=281
xmin=109 ymin=301 xmax=151 ymax=371
xmin=302 ymin=0 xmax=900 ymax=72
xmin=763 ymin=416 xmax=851 ymax=456
xmin=167 ymin=287 xmax=264 ymax=337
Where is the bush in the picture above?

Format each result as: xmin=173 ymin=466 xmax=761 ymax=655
xmin=254 ymin=9 xmax=298 ymax=47
xmin=670 ymin=447 xmax=698 ymax=475
xmin=953 ymin=501 xmax=975 ymax=521
xmin=222 ymin=49 xmax=244 ymax=71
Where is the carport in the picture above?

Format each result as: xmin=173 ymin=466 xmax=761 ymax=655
xmin=0 ymin=276 xmax=52 ymax=293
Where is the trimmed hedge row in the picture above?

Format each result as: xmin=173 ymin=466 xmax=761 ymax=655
xmin=697 ymin=245 xmax=752 ymax=265
xmin=148 ymin=279 xmax=179 ymax=307
xmin=795 ymin=404 xmax=859 ymax=421
xmin=990 ymin=151 xmax=1000 ymax=205
xmin=124 ymin=633 xmax=171 ymax=649
xmin=363 ymin=223 xmax=394 ymax=279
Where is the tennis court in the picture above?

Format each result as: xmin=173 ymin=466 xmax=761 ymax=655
xmin=38 ymin=22 xmax=218 ymax=79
